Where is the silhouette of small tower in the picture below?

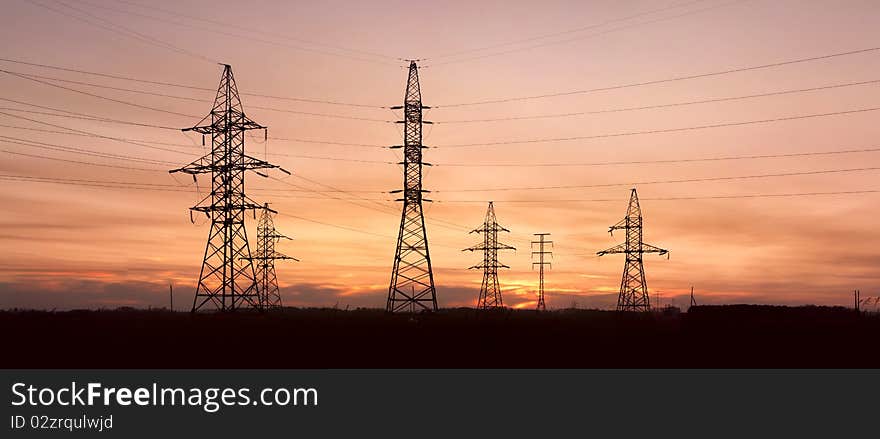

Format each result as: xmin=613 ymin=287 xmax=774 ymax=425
xmin=170 ymin=64 xmax=289 ymax=312
xmin=464 ymin=202 xmax=515 ymax=310
xmin=387 ymin=61 xmax=438 ymax=313
xmin=242 ymin=203 xmax=298 ymax=309
xmin=597 ymin=189 xmax=668 ymax=312
xmin=531 ymin=233 xmax=553 ymax=311
xmin=689 ymin=286 xmax=697 ymax=308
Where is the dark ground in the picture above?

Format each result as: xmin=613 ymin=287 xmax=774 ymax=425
xmin=1 ymin=305 xmax=878 ymax=368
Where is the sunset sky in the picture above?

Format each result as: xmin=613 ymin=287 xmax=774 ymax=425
xmin=1 ymin=0 xmax=879 ymax=310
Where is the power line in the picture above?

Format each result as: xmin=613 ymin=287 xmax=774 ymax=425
xmin=0 ymin=135 xmax=178 ymax=165
xmin=0 ymin=110 xmax=196 ymax=156
xmin=0 ymin=123 xmax=198 ymax=147
xmin=113 ymin=0 xmax=398 ymax=62
xmin=434 ymin=46 xmax=880 ymax=107
xmin=434 ymin=190 xmax=880 ymax=203
xmin=436 ymin=107 xmax=880 ymax=148
xmin=435 ymin=79 xmax=880 ymax=123
xmin=429 ymin=0 xmax=710 ymax=60
xmin=8 ymin=173 xmax=877 ymax=205
xmin=0 ymin=120 xmax=391 ymax=162
xmin=5 ymin=100 xmax=874 ymax=168
xmin=0 ymin=58 xmax=386 ymax=109
xmin=81 ymin=0 xmax=400 ymax=65
xmin=267 ymin=136 xmax=386 ymax=149
xmin=269 ymin=171 xmax=475 ymax=234
xmin=0 ymin=96 xmax=182 ymax=130
xmin=0 ymin=69 xmax=197 ymax=118
xmin=430 ymin=0 xmax=747 ymax=66
xmin=434 ymin=166 xmax=880 ymax=193
xmin=0 ymin=106 xmax=183 ymax=130
xmin=432 ymin=145 xmax=880 ymax=168
xmin=22 ymin=0 xmax=218 ymax=64
xmin=0 ymin=174 xmax=188 ymax=190
xmin=0 ymin=100 xmax=390 ymax=152
xmin=0 ymin=70 xmax=396 ymax=123
xmin=275 ymin=212 xmax=393 ymax=239
xmin=0 ymin=148 xmax=163 ymax=171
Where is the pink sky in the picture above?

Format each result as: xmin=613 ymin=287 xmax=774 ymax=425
xmin=1 ymin=0 xmax=879 ymax=310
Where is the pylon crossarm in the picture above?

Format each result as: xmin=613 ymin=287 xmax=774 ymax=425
xmin=168 ymin=154 xmax=212 ymax=174
xmin=183 ymin=117 xmax=264 ymax=134
xmin=597 ymin=242 xmax=627 ymax=256
xmin=191 ymin=201 xmax=265 ymax=214
xmin=608 ymin=218 xmax=628 ymax=235
xmin=641 ymin=243 xmax=669 ymax=257
xmin=241 ymin=154 xmax=284 ymax=172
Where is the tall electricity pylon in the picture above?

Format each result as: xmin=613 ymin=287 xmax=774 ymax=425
xmin=242 ymin=203 xmax=298 ymax=310
xmin=531 ymin=233 xmax=553 ymax=311
xmin=387 ymin=60 xmax=438 ymax=313
xmin=171 ymin=64 xmax=289 ymax=312
xmin=597 ymin=189 xmax=669 ymax=312
xmin=464 ymin=202 xmax=515 ymax=310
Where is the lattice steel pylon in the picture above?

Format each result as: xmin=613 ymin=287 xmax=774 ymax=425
xmin=242 ymin=203 xmax=298 ymax=310
xmin=170 ymin=64 xmax=289 ymax=312
xmin=597 ymin=189 xmax=669 ymax=312
xmin=386 ymin=60 xmax=438 ymax=313
xmin=531 ymin=233 xmax=553 ymax=311
xmin=464 ymin=202 xmax=515 ymax=310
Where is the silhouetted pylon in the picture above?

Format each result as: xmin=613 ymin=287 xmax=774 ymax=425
xmin=170 ymin=64 xmax=290 ymax=312
xmin=387 ymin=60 xmax=438 ymax=313
xmin=242 ymin=203 xmax=298 ymax=310
xmin=531 ymin=233 xmax=553 ymax=311
xmin=464 ymin=202 xmax=515 ymax=310
xmin=597 ymin=189 xmax=669 ymax=312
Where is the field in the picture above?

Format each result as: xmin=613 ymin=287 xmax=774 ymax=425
xmin=1 ymin=305 xmax=878 ymax=368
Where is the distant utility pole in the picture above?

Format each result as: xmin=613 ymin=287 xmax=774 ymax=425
xmin=597 ymin=189 xmax=669 ymax=312
xmin=464 ymin=202 xmax=515 ymax=310
xmin=169 ymin=284 xmax=173 ymax=312
xmin=387 ymin=60 xmax=438 ymax=313
xmin=170 ymin=64 xmax=290 ymax=312
xmin=690 ymin=286 xmax=697 ymax=307
xmin=855 ymin=289 xmax=860 ymax=313
xmin=531 ymin=233 xmax=553 ymax=311
xmin=242 ymin=203 xmax=298 ymax=310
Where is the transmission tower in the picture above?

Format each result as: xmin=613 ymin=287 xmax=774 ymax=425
xmin=386 ymin=60 xmax=438 ymax=313
xmin=242 ymin=203 xmax=298 ymax=310
xmin=464 ymin=202 xmax=515 ymax=310
xmin=531 ymin=233 xmax=553 ymax=311
xmin=597 ymin=189 xmax=669 ymax=312
xmin=170 ymin=64 xmax=289 ymax=312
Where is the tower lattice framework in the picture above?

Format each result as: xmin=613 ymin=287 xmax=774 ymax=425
xmin=464 ymin=202 xmax=515 ymax=310
xmin=531 ymin=233 xmax=552 ymax=311
xmin=597 ymin=189 xmax=668 ymax=312
xmin=243 ymin=203 xmax=298 ymax=310
xmin=387 ymin=60 xmax=438 ymax=313
xmin=171 ymin=64 xmax=287 ymax=312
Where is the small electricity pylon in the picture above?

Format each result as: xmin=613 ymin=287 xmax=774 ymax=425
xmin=464 ymin=202 xmax=515 ymax=310
xmin=170 ymin=64 xmax=289 ymax=312
xmin=689 ymin=286 xmax=697 ymax=307
xmin=597 ymin=189 xmax=669 ymax=312
xmin=531 ymin=233 xmax=553 ymax=311
xmin=242 ymin=203 xmax=298 ymax=310
xmin=387 ymin=60 xmax=438 ymax=313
